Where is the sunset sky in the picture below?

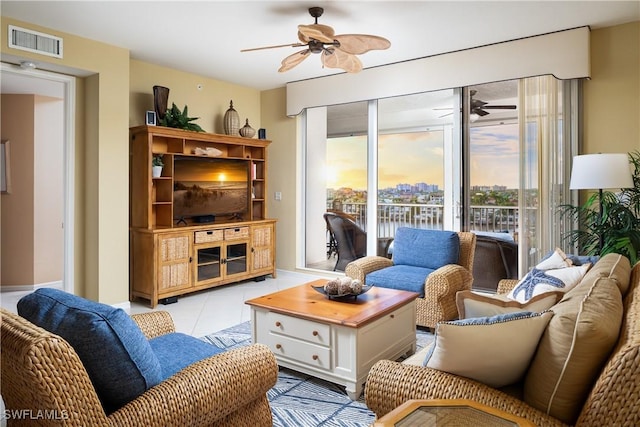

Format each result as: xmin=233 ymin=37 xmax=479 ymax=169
xmin=326 ymin=124 xmax=519 ymax=190
xmin=174 ymin=157 xmax=247 ymax=182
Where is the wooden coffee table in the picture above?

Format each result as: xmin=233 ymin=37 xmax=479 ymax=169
xmin=245 ymin=279 xmax=418 ymax=400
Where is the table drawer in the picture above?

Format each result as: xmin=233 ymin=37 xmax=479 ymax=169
xmin=224 ymin=226 xmax=249 ymax=240
xmin=266 ymin=312 xmax=330 ymax=345
xmin=194 ymin=229 xmax=223 ymax=244
xmin=265 ymin=333 xmax=331 ymax=370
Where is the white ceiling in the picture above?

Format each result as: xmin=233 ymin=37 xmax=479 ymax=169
xmin=2 ymin=1 xmax=639 ymax=91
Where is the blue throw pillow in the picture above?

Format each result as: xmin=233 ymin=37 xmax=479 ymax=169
xmin=17 ymin=288 xmax=162 ymax=412
xmin=149 ymin=332 xmax=225 ymax=379
xmin=392 ymin=228 xmax=460 ymax=270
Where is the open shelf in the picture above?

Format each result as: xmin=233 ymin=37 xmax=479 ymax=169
xmin=130 ymin=125 xmax=271 ymax=229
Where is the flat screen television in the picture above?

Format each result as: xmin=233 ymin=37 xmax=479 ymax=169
xmin=173 ymin=156 xmax=249 ymax=223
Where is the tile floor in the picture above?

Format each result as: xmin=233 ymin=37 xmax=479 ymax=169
xmin=0 ymin=269 xmax=333 ymax=338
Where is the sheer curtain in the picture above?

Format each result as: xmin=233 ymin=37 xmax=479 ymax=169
xmin=518 ymin=76 xmax=579 ymax=272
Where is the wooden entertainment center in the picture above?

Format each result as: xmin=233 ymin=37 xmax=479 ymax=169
xmin=129 ymin=125 xmax=276 ymax=307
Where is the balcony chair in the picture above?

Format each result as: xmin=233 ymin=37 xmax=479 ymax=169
xmin=472 ymin=233 xmax=518 ymax=293
xmin=324 ymin=211 xmax=367 ymax=271
xmin=1 ymin=288 xmax=278 ymax=426
xmin=346 ymin=228 xmax=476 ymax=328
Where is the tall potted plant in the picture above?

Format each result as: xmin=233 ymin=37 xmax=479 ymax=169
xmin=560 ymin=151 xmax=640 ymax=264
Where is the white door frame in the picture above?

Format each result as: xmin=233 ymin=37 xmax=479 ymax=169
xmin=1 ymin=63 xmax=75 ymax=294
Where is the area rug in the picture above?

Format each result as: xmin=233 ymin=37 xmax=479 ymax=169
xmin=201 ymin=321 xmax=434 ymax=427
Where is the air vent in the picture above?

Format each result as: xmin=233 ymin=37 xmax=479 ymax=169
xmin=8 ymin=25 xmax=63 ymax=58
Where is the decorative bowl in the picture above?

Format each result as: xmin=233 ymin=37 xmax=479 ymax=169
xmin=311 ymin=283 xmax=373 ymax=301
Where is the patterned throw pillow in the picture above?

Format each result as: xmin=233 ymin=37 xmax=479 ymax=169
xmin=507 ymin=248 xmax=591 ymax=303
xmin=456 ymin=290 xmax=563 ymax=319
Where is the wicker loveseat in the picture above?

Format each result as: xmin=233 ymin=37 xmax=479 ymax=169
xmin=1 ymin=307 xmax=278 ymax=426
xmin=365 ymin=253 xmax=640 ymax=426
xmin=346 ymin=229 xmax=476 ymax=328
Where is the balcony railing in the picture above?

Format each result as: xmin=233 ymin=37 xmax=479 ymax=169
xmin=334 ymin=202 xmax=519 ymax=238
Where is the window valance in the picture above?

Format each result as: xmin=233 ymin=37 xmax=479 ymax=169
xmin=286 ymin=26 xmax=590 ymax=117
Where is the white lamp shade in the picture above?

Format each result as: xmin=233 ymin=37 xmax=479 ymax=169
xmin=569 ymin=153 xmax=634 ymax=190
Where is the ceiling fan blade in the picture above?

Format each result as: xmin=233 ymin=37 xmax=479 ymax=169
xmin=333 ymin=34 xmax=391 ymax=54
xmin=298 ymin=24 xmax=335 ymax=43
xmin=278 ymin=49 xmax=311 ymax=72
xmin=321 ymin=48 xmax=362 ymax=73
xmin=241 ymin=42 xmax=306 ymax=52
xmin=483 ymin=105 xmax=517 ymax=110
xmin=473 ymin=109 xmax=490 ymax=117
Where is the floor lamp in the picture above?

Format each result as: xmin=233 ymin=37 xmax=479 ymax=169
xmin=569 ymin=153 xmax=634 ymax=253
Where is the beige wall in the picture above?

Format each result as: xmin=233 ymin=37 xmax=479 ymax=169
xmin=0 ymin=94 xmax=63 ymax=286
xmin=584 ymin=21 xmax=640 ymax=153
xmin=33 ymin=95 xmax=64 ymax=284
xmin=1 ymin=94 xmax=36 ymax=286
xmin=261 ymin=88 xmax=297 ymax=271
xmin=130 ymin=60 xmax=262 ymax=133
xmin=1 ymin=17 xmax=129 ymax=303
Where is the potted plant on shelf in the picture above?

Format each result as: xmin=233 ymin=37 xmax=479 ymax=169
xmin=160 ymin=103 xmax=204 ymax=132
xmin=152 ymin=155 xmax=164 ymax=178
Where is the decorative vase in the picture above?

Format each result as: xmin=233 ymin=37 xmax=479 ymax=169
xmin=239 ymin=118 xmax=256 ymax=138
xmin=223 ymin=100 xmax=240 ymax=136
xmin=152 ymin=165 xmax=163 ymax=178
xmin=153 ymin=86 xmax=170 ymax=124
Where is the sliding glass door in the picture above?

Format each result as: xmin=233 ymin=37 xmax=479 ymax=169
xmin=303 ymin=77 xmax=577 ymax=275
xmin=304 ymin=90 xmax=459 ymax=271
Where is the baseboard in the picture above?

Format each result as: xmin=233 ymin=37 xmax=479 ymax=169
xmin=1 ymin=282 xmax=131 ymax=310
xmin=112 ymin=301 xmax=131 ymax=310
xmin=1 ymin=281 xmax=63 ymax=293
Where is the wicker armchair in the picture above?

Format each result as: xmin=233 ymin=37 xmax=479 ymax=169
xmin=346 ymin=231 xmax=476 ymax=328
xmin=1 ymin=308 xmax=278 ymax=426
xmin=364 ymin=260 xmax=640 ymax=426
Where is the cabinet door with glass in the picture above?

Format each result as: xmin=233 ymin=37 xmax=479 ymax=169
xmin=194 ymin=243 xmax=223 ymax=286
xmin=223 ymin=240 xmax=249 ymax=278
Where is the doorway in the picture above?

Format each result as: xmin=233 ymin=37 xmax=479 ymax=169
xmin=0 ymin=63 xmax=75 ymax=293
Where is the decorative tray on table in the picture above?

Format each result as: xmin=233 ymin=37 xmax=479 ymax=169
xmin=311 ymin=278 xmax=373 ymax=301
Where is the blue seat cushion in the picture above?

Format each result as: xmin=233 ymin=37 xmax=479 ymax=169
xmin=366 ymin=265 xmax=436 ymax=297
xmin=392 ymin=228 xmax=460 ymax=270
xmin=17 ymin=288 xmax=163 ymax=412
xmin=149 ymin=332 xmax=225 ymax=379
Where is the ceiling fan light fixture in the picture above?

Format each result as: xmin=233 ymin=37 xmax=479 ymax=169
xmin=308 ymin=40 xmax=324 ymax=54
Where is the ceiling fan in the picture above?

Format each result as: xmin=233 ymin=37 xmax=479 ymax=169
xmin=469 ymin=90 xmax=517 ymax=117
xmin=241 ymin=7 xmax=390 ymax=73
xmin=436 ymin=90 xmax=517 ymax=118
